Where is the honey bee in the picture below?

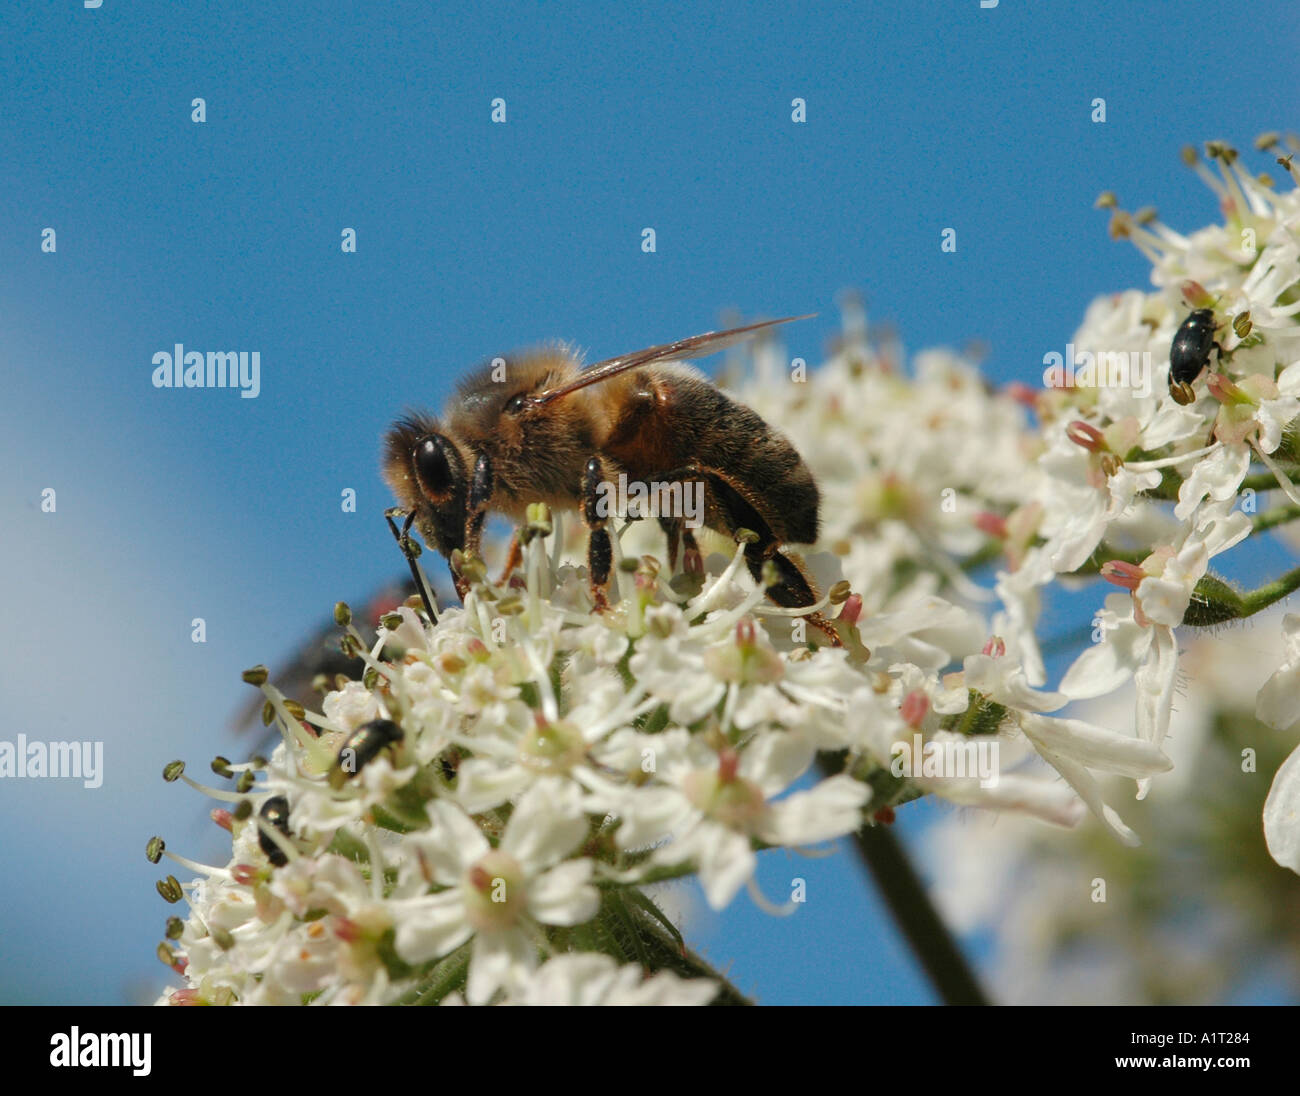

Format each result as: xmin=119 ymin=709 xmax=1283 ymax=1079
xmin=382 ymin=316 xmax=840 ymax=643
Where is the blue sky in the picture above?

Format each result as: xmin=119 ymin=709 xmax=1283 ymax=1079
xmin=1 ymin=1 xmax=1296 ymax=1005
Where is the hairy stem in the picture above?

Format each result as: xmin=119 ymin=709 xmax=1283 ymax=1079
xmin=1240 ymin=563 xmax=1300 ymax=617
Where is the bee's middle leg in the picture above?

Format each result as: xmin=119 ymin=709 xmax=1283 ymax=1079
xmin=454 ymin=452 xmax=493 ymax=599
xmin=658 ymin=516 xmax=681 ymax=570
xmin=582 ymin=456 xmax=613 ymax=611
xmin=657 ymin=517 xmax=702 ymax=577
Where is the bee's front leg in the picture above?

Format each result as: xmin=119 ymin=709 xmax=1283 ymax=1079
xmin=384 ymin=508 xmax=440 ymax=624
xmin=455 ymin=452 xmax=493 ymax=599
xmin=496 ymin=530 xmax=523 ymax=587
xmin=583 ymin=456 xmax=613 ymax=611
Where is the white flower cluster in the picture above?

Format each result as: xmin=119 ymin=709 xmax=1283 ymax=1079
xmin=153 ymin=525 xmax=1124 ymax=1005
xmin=151 ymin=137 xmax=1300 ymax=1006
xmin=924 ymin=610 xmax=1300 ymax=1004
xmin=998 ymin=142 xmax=1300 ymax=849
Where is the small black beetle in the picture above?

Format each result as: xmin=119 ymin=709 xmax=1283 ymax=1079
xmin=257 ymin=795 xmax=292 ymax=867
xmin=1169 ymin=308 xmax=1222 ymax=403
xmin=328 ymin=718 xmax=405 ymax=790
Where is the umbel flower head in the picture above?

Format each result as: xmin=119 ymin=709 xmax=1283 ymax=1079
xmin=150 ymin=483 xmax=1164 ymax=1003
xmin=150 ymin=133 xmax=1300 ymax=1002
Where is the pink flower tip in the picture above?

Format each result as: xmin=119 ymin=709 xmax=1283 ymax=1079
xmin=838 ymin=593 xmax=863 ymax=625
xmin=735 ymin=618 xmax=756 ymax=648
xmin=717 ymin=747 xmax=741 ymax=784
xmin=974 ymin=511 xmax=1008 ymax=539
xmin=1205 ymin=372 xmax=1244 ymax=403
xmin=1004 ymin=381 xmax=1040 ymax=408
xmin=1100 ymin=560 xmax=1144 ymax=590
xmin=900 ymin=690 xmax=930 ymax=728
xmin=982 ymin=636 xmax=1006 ymax=658
xmin=1066 ymin=420 xmax=1106 ymax=451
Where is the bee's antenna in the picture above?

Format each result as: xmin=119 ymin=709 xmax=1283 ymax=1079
xmin=385 ymin=509 xmax=440 ymax=625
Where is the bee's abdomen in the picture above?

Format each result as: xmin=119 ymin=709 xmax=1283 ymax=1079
xmin=604 ymin=369 xmax=820 ymax=546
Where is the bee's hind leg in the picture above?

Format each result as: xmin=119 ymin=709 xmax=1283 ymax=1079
xmin=582 ymin=456 xmax=614 ymax=611
xmin=669 ymin=462 xmax=842 ymax=649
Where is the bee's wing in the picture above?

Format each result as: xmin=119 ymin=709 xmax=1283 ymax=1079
xmin=529 ymin=314 xmax=814 ymax=405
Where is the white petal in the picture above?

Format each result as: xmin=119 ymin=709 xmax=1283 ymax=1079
xmin=656 ymin=821 xmax=755 ymax=910
xmin=1034 ymin=745 xmax=1141 ymax=846
xmin=500 ymin=780 xmax=589 ymax=870
xmin=759 ymin=775 xmax=869 ymax=846
xmin=935 ymin=773 xmax=1086 ymax=829
xmin=1020 ymin=713 xmax=1173 ymax=779
xmin=391 ymin=891 xmax=473 ymax=965
xmin=610 ymin=786 xmax=696 ymax=850
xmin=963 ymin=652 xmax=1065 ymax=711
xmin=741 ymin=730 xmax=816 ymax=796
xmin=1175 ymin=445 xmax=1250 ymax=522
xmin=527 ymin=859 xmax=600 ymax=926
xmin=466 ymin=929 xmax=537 ymax=1005
xmin=1264 ymin=746 xmax=1300 ymax=874
xmin=415 ymin=800 xmax=490 ymax=883
xmin=1134 ymin=625 xmax=1179 ymax=797
xmin=1256 ymin=614 xmax=1300 ymax=731
xmin=1059 ymin=613 xmax=1152 ymax=699
xmin=453 ymin=758 xmax=532 ymax=814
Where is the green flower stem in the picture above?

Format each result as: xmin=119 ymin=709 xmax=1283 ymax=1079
xmin=1251 ymin=505 xmax=1300 ymax=534
xmin=1186 ymin=564 xmax=1300 ymax=627
xmin=1238 ymin=563 xmax=1300 ymax=617
xmin=620 ymin=909 xmax=753 ymax=1006
xmin=580 ymin=886 xmax=753 ymax=1005
xmin=400 ymin=941 xmax=473 ymax=1004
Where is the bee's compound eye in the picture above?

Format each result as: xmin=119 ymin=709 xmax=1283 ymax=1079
xmin=414 ymin=435 xmax=454 ymax=496
xmin=504 ymin=394 xmax=528 ymax=414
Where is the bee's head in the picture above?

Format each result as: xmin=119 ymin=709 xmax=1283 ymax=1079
xmin=382 ymin=414 xmax=470 ymax=558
